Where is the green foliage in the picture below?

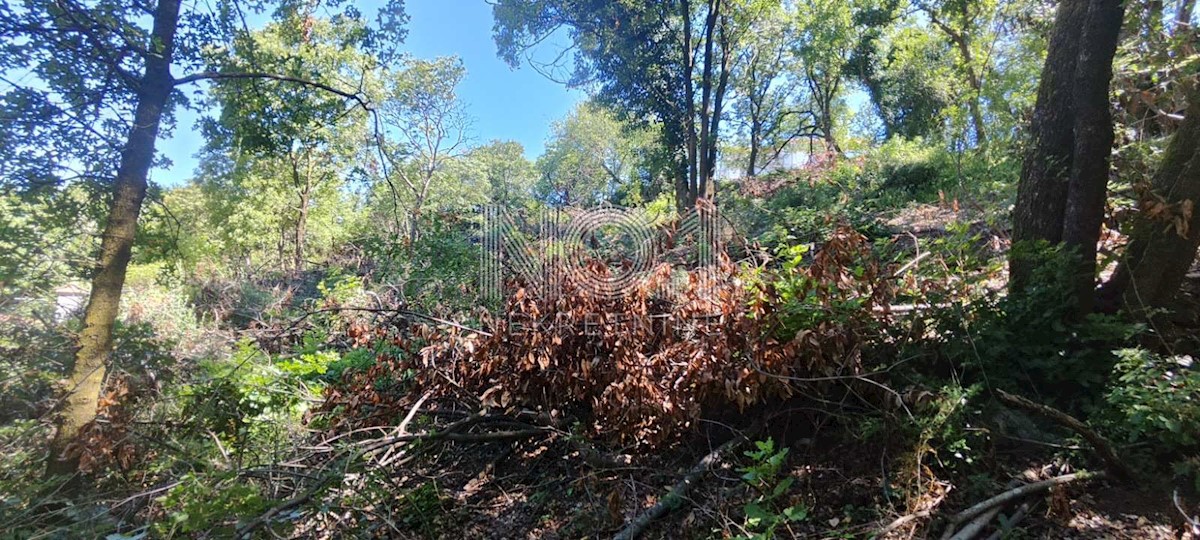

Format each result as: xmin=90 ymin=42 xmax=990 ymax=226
xmin=182 ymin=341 xmax=308 ymax=441
xmin=913 ymin=384 xmax=987 ymax=474
xmin=0 ymin=188 xmax=95 ymax=300
xmin=1102 ymin=348 xmax=1200 ymax=488
xmin=735 ymin=438 xmax=808 ymax=540
xmin=933 ymin=244 xmax=1142 ymax=407
xmin=396 ymin=482 xmax=450 ymax=535
xmin=155 ymin=472 xmax=269 ymax=537
xmin=536 ymin=101 xmax=663 ymax=206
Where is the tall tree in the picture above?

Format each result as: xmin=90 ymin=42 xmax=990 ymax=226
xmin=377 ymin=57 xmax=470 ymax=242
xmin=458 ymin=140 xmax=537 ymax=209
xmin=536 ymin=102 xmax=651 ymax=206
xmin=0 ymin=0 xmax=406 ymax=476
xmin=1009 ymin=0 xmax=1126 ymax=315
xmin=914 ymin=0 xmax=994 ymax=145
xmin=1102 ymin=85 xmax=1200 ymax=312
xmin=493 ymin=0 xmax=736 ymax=210
xmin=792 ymin=0 xmax=859 ymax=153
xmin=730 ymin=1 xmax=819 ymax=177
xmin=43 ymin=0 xmax=185 ymax=477
xmin=202 ymin=15 xmax=371 ymax=273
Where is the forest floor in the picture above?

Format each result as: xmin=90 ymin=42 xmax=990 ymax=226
xmin=277 ymin=199 xmax=1199 ymax=539
xmin=305 ymin=401 xmax=1194 ymax=539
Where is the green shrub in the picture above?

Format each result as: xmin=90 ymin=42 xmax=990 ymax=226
xmin=1102 ymin=348 xmax=1200 ymax=488
xmin=735 ymin=438 xmax=808 ymax=540
xmin=154 ymin=472 xmax=269 ymax=537
xmin=931 ymin=243 xmax=1142 ymax=409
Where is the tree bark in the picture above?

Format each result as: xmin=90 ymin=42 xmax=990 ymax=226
xmin=1009 ymin=0 xmax=1089 ymax=293
xmin=295 ymin=182 xmax=310 ymax=273
xmin=1062 ymin=0 xmax=1125 ymax=316
xmin=290 ymin=153 xmax=311 ymax=273
xmin=47 ymin=0 xmax=181 ymax=477
xmin=1102 ymin=88 xmax=1200 ymax=312
xmin=1179 ymin=0 xmax=1197 ymax=27
xmin=704 ymin=12 xmax=731 ymax=200
xmin=1009 ymin=0 xmax=1125 ymax=315
xmin=680 ymin=0 xmax=700 ymax=210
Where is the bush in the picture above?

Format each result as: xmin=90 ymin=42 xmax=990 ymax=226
xmin=930 ymin=243 xmax=1141 ymax=408
xmin=339 ymin=224 xmax=892 ymax=448
xmin=1102 ymin=348 xmax=1200 ymax=488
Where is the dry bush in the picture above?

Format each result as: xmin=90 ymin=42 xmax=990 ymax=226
xmin=330 ymin=224 xmax=892 ymax=448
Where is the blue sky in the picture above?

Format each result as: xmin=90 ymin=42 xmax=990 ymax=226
xmin=153 ymin=0 xmax=585 ymax=187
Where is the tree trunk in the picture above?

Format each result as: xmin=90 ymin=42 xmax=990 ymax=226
xmin=934 ymin=16 xmax=989 ymax=146
xmin=966 ymin=74 xmax=988 ymax=146
xmin=410 ymin=192 xmax=424 ymax=243
xmin=1009 ymin=0 xmax=1124 ymax=316
xmin=696 ymin=0 xmax=720 ymax=201
xmin=290 ymin=155 xmax=311 ymax=273
xmin=1102 ymin=89 xmax=1200 ymax=312
xmin=1009 ymin=0 xmax=1089 ymax=292
xmin=1179 ymin=0 xmax=1196 ymax=27
xmin=704 ymin=14 xmax=731 ymax=200
xmin=681 ymin=0 xmax=699 ymax=210
xmin=295 ymin=185 xmax=310 ymax=273
xmin=47 ymin=0 xmax=181 ymax=477
xmin=1062 ymin=0 xmax=1125 ymax=316
xmin=950 ymin=31 xmax=988 ymax=146
xmin=746 ymin=128 xmax=760 ymax=178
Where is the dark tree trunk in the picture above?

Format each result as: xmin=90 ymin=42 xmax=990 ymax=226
xmin=703 ymin=10 xmax=730 ymax=200
xmin=1102 ymin=91 xmax=1200 ymax=312
xmin=47 ymin=0 xmax=181 ymax=477
xmin=1009 ymin=0 xmax=1125 ymax=315
xmin=1009 ymin=0 xmax=1089 ymax=292
xmin=295 ymin=185 xmax=310 ymax=272
xmin=291 ymin=156 xmax=313 ymax=273
xmin=1062 ymin=0 xmax=1125 ymax=315
xmin=1179 ymin=0 xmax=1197 ymax=26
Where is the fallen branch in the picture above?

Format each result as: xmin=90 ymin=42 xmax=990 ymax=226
xmin=1176 ymin=489 xmax=1200 ymax=536
xmin=613 ymin=432 xmax=752 ymax=540
xmin=983 ymin=501 xmax=1032 ymax=540
xmin=234 ymin=474 xmax=338 ymax=538
xmin=877 ymin=510 xmax=932 ymax=537
xmin=941 ymin=479 xmax=1020 ymax=540
xmin=996 ymin=389 xmax=1134 ymax=482
xmin=947 ymin=504 xmax=1004 ymax=540
xmin=944 ymin=471 xmax=1104 ymax=533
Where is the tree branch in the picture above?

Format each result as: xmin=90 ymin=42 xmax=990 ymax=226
xmin=171 ymin=72 xmax=372 ymax=111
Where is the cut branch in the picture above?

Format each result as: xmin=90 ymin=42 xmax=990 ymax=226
xmin=944 ymin=471 xmax=1105 ymax=532
xmin=613 ymin=429 xmax=754 ymax=540
xmin=996 ymin=389 xmax=1134 ymax=481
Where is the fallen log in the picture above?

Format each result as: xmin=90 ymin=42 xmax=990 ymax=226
xmin=613 ymin=433 xmax=751 ymax=540
xmin=996 ymin=389 xmax=1135 ymax=482
xmin=983 ymin=501 xmax=1032 ymax=540
xmin=942 ymin=471 xmax=1104 ymax=537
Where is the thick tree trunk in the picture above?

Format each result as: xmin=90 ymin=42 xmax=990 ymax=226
xmin=681 ymin=0 xmax=699 ymax=210
xmin=1062 ymin=0 xmax=1125 ymax=316
xmin=746 ymin=130 xmax=760 ymax=178
xmin=1010 ymin=0 xmax=1125 ymax=316
xmin=704 ymin=16 xmax=730 ymax=200
xmin=1102 ymin=90 xmax=1200 ymax=312
xmin=47 ymin=0 xmax=181 ymax=477
xmin=1009 ymin=0 xmax=1089 ymax=292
